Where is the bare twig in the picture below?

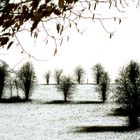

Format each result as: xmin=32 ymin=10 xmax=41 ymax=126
xmin=15 ymin=34 xmax=48 ymax=61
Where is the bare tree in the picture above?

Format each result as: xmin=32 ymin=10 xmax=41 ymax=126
xmin=56 ymin=75 xmax=76 ymax=102
xmin=11 ymin=71 xmax=20 ymax=98
xmin=13 ymin=77 xmax=20 ymax=98
xmin=0 ymin=60 xmax=8 ymax=100
xmin=7 ymin=76 xmax=13 ymax=98
xmin=96 ymin=72 xmax=110 ymax=103
xmin=17 ymin=62 xmax=36 ymax=101
xmin=74 ymin=65 xmax=85 ymax=84
xmin=54 ymin=69 xmax=63 ymax=84
xmin=92 ymin=63 xmax=104 ymax=84
xmin=44 ymin=71 xmax=51 ymax=85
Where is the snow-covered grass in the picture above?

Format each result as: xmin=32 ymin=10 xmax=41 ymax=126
xmin=0 ymin=85 xmax=139 ymax=140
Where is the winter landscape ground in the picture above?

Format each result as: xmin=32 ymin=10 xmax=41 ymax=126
xmin=0 ymin=85 xmax=139 ymax=140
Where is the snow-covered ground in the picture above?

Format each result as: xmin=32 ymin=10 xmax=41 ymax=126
xmin=0 ymin=85 xmax=139 ymax=140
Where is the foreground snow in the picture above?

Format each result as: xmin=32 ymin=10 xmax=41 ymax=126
xmin=0 ymin=85 xmax=139 ymax=140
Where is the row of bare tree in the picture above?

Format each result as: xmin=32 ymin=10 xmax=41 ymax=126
xmin=45 ymin=64 xmax=108 ymax=85
xmin=0 ymin=60 xmax=140 ymax=128
xmin=0 ymin=60 xmax=110 ymax=101
xmin=44 ymin=64 xmax=110 ymax=104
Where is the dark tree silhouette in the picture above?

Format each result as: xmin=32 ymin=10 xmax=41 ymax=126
xmin=17 ymin=62 xmax=36 ymax=101
xmin=92 ymin=63 xmax=104 ymax=84
xmin=54 ymin=69 xmax=63 ymax=84
xmin=44 ymin=71 xmax=51 ymax=85
xmin=74 ymin=65 xmax=85 ymax=84
xmin=56 ymin=75 xmax=76 ymax=102
xmin=115 ymin=61 xmax=140 ymax=129
xmin=96 ymin=72 xmax=110 ymax=103
xmin=0 ymin=60 xmax=8 ymax=100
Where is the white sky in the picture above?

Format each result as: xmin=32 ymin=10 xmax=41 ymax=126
xmin=0 ymin=4 xmax=140 ymax=84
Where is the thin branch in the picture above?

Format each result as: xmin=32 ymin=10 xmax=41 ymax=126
xmin=99 ymin=19 xmax=115 ymax=38
xmin=15 ymin=34 xmax=48 ymax=61
xmin=9 ymin=57 xmax=27 ymax=72
xmin=41 ymin=21 xmax=57 ymax=47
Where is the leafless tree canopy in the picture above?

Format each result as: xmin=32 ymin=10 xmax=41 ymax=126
xmin=74 ymin=65 xmax=85 ymax=84
xmin=0 ymin=0 xmax=138 ymax=54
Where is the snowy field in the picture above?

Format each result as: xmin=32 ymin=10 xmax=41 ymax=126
xmin=0 ymin=85 xmax=140 ymax=140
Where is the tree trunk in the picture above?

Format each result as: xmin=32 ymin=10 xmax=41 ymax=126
xmin=102 ymin=92 xmax=106 ymax=103
xmin=102 ymin=85 xmax=106 ymax=103
xmin=0 ymin=83 xmax=4 ymax=100
xmin=129 ymin=109 xmax=138 ymax=129
xmin=25 ymin=86 xmax=30 ymax=101
xmin=128 ymin=93 xmax=138 ymax=129
xmin=64 ymin=92 xmax=67 ymax=102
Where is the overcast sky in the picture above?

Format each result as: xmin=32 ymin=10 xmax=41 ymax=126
xmin=0 ymin=4 xmax=140 ymax=84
